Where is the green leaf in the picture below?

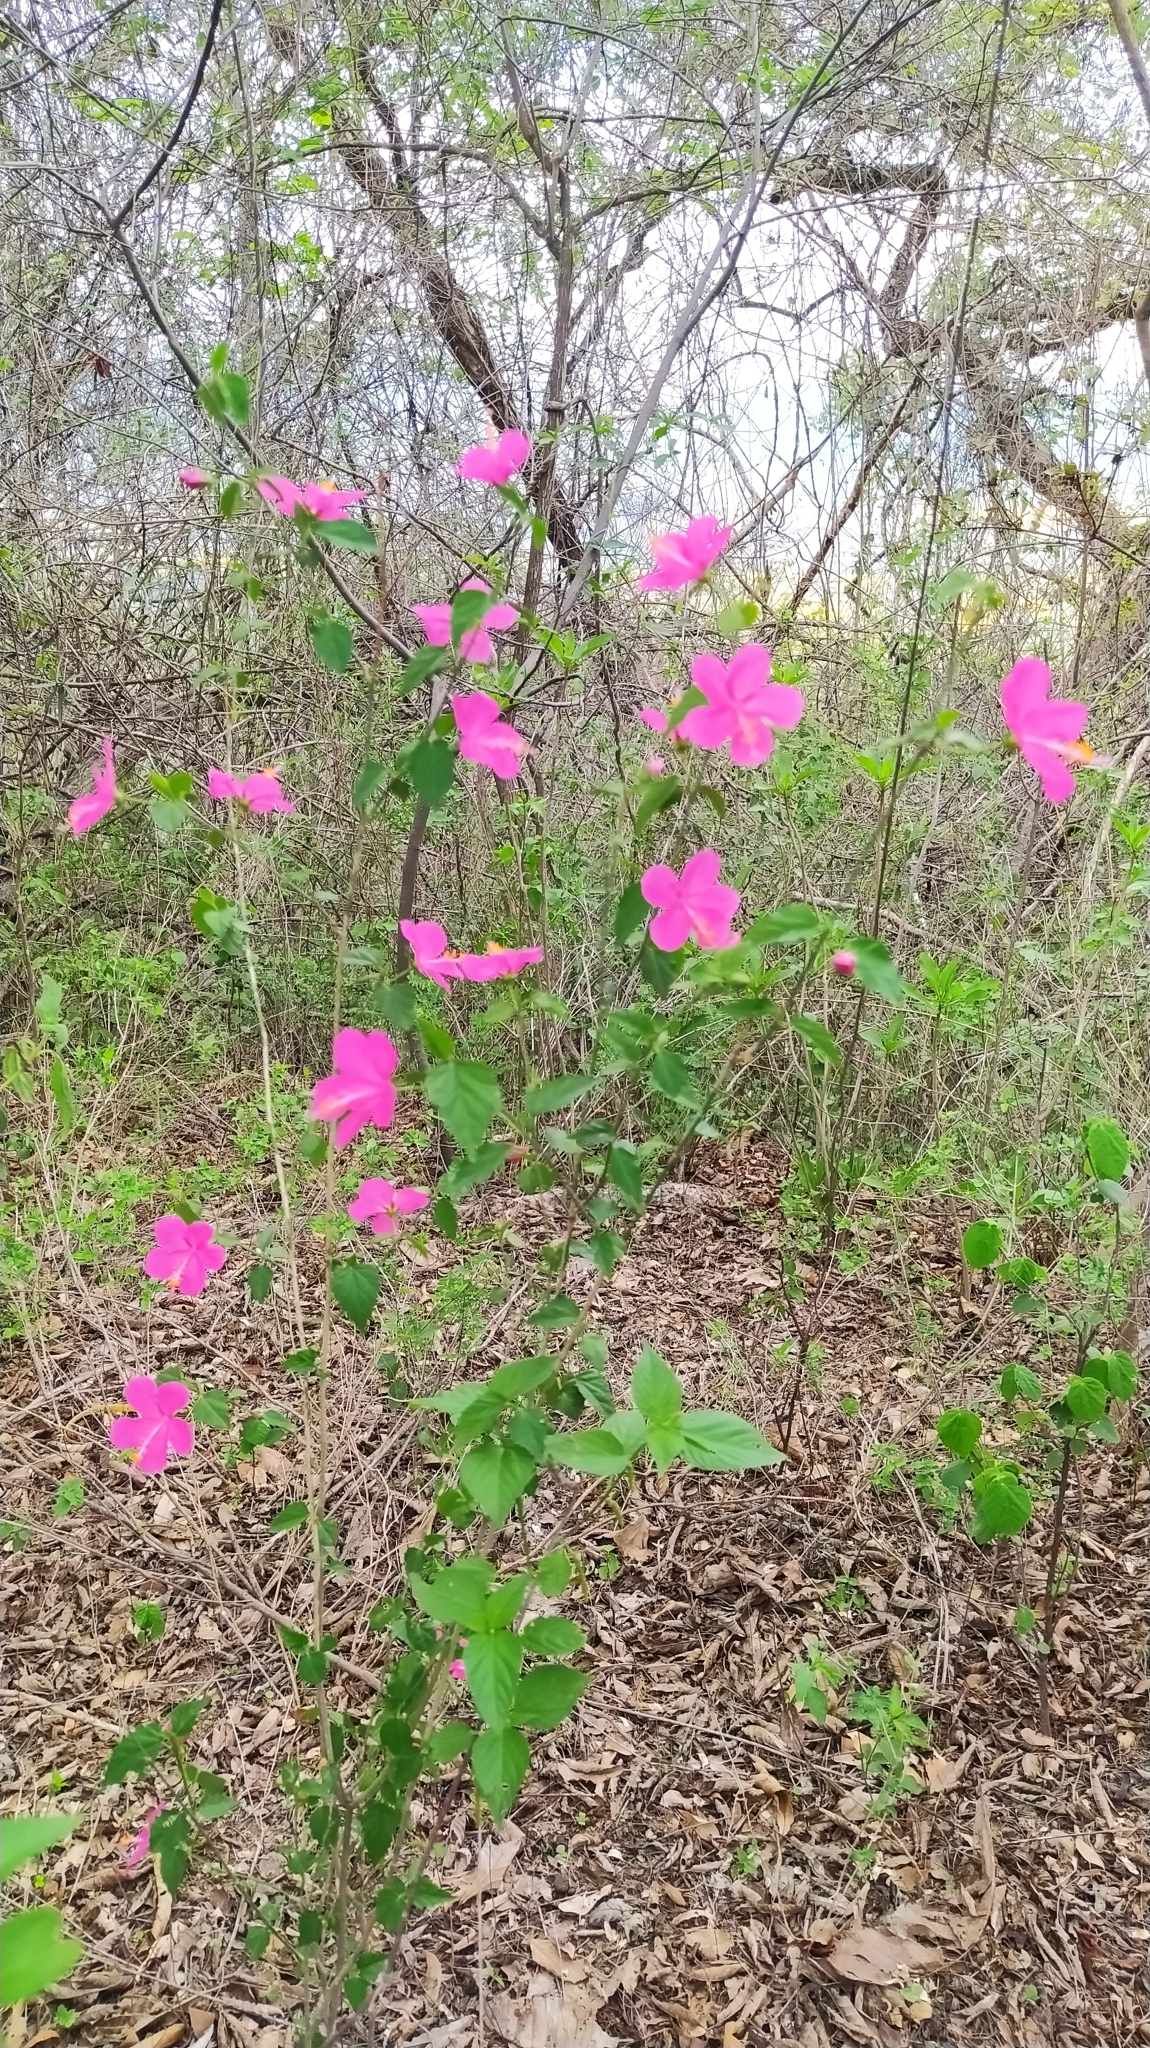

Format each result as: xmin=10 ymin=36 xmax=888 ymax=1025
xmin=519 ymin=1616 xmax=586 ymax=1656
xmin=168 ymin=1698 xmax=208 ymax=1739
xmin=850 ymin=936 xmax=904 ymax=1003
xmin=639 ymin=935 xmax=683 ymax=994
xmin=104 ymin=1723 xmax=164 ymax=1785
xmin=479 ymin=1574 xmax=532 ymax=1632
xmin=0 ymin=1907 xmax=83 ymax=2005
xmin=439 ymin=1142 xmax=511 ymax=1201
xmin=425 ymin=1060 xmax=502 ymax=1152
xmin=511 ymin=1663 xmax=591 ymax=1730
xmin=244 ymin=1923 xmax=271 ymax=1959
xmin=332 ymin=1260 xmax=381 ymax=1331
xmin=1064 ymin=1374 xmax=1106 ymax=1423
xmin=372 ymin=979 xmax=419 ymax=1031
xmin=269 ymin=1501 xmax=310 ymax=1534
xmin=432 ymin=1194 xmax=459 ymax=1240
xmin=408 ymin=1557 xmax=494 ymax=1628
xmin=633 ymin=774 xmax=683 ymax=837
xmin=248 ymin=1262 xmax=274 ymax=1303
xmin=459 ymin=1441 xmax=538 ymax=1526
xmin=962 ymin=1220 xmax=1003 ymax=1271
xmin=1104 ymin=1350 xmax=1137 ymax=1401
xmin=792 ymin=1014 xmax=842 ymax=1066
xmin=526 ymin=1293 xmax=580 ymax=1329
xmin=715 ymin=597 xmax=761 ymax=635
xmin=1084 ymin=1118 xmax=1129 ymax=1183
xmin=427 ymin=1722 xmax=473 ymax=1765
xmin=649 ymin=1048 xmax=701 ymax=1108
xmin=411 ymin=1877 xmax=453 ymax=1910
xmin=470 ymin=1725 xmax=530 ymax=1823
xmin=970 ymin=1476 xmax=1033 ymax=1542
xmin=998 ymin=1364 xmax=1042 ymax=1403
xmin=463 ymin=1632 xmax=524 ymax=1726
xmin=281 ymin=1347 xmax=319 ymax=1376
xmin=632 ymin=1348 xmax=682 ymax=1427
xmin=218 ymin=371 xmax=250 ymax=427
xmin=352 ymin=760 xmax=388 ymax=812
xmin=523 ymin=1073 xmax=597 ymax=1115
xmin=406 ymin=736 xmax=456 ymax=807
xmin=131 ymin=1601 xmax=165 ymax=1642
xmin=149 ymin=1809 xmax=191 ymax=1896
xmin=52 ymin=1478 xmax=84 ymax=1519
xmin=396 ymin=644 xmax=448 ymax=698
xmin=418 ymin=1013 xmax=455 ymax=1061
xmin=679 ymin=1411 xmax=784 ymax=1470
xmin=450 ymin=585 xmax=498 ymax=651
xmin=535 ymin=1549 xmax=573 ymax=1596
xmin=746 ymin=903 xmax=821 ymax=945
xmin=0 ymin=1814 xmax=81 ymax=1883
xmin=190 ymin=1388 xmax=230 ymax=1428
xmin=319 ymin=517 xmax=377 ymax=553
xmin=488 ymin=1355 xmax=557 ymax=1399
xmin=936 ymin=1408 xmax=983 ymax=1458
xmin=48 ymin=1058 xmax=77 ymax=1133
xmin=605 ymin=1142 xmax=645 ymax=1209
xmin=613 ymin=881 xmax=649 ymax=945
xmin=310 ymin=613 xmax=353 ymax=673
xmin=544 ymin=1426 xmax=635 ymax=1476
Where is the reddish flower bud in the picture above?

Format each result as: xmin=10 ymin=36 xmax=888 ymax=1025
xmin=831 ymin=949 xmax=857 ymax=978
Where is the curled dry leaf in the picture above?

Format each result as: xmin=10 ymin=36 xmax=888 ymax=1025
xmin=529 ymin=1935 xmax=589 ymax=1983
xmin=826 ymin=1924 xmax=945 ymax=1986
xmin=685 ymin=1925 xmax=732 ymax=1960
xmin=616 ymin=1512 xmax=652 ymax=1562
xmin=450 ymin=1825 xmax=522 ymax=1905
xmin=924 ymin=1743 xmax=976 ymax=1793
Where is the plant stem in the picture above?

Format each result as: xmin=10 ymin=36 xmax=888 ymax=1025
xmin=1037 ymin=1436 xmax=1073 ymax=1737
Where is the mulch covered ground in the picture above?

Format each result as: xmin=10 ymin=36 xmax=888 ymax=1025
xmin=3 ymin=1140 xmax=1147 ymax=2048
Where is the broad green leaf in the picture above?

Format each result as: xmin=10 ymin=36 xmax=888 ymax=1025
xmin=411 ymin=1877 xmax=453 ymax=1910
xmin=0 ymin=1814 xmax=81 ymax=1883
xmin=269 ymin=1500 xmax=310 ymax=1534
xmin=850 ymin=936 xmax=904 ymax=1003
xmin=331 ymin=1260 xmax=381 ymax=1331
xmin=544 ymin=1426 xmax=634 ymax=1476
xmin=0 ymin=1907 xmax=83 ymax=2005
xmin=132 ymin=1600 xmax=165 ymax=1641
xmin=936 ymin=1408 xmax=982 ymax=1458
xmin=649 ymin=1048 xmax=701 ymax=1108
xmin=633 ymin=775 xmax=682 ymax=837
xmin=418 ymin=1013 xmax=455 ymax=1060
xmin=459 ymin=1440 xmax=538 ymax=1526
xmin=406 ymin=736 xmax=456 ymax=807
xmin=746 ymin=903 xmax=821 ymax=945
xmin=309 ymin=613 xmax=353 ymax=673
xmin=632 ymin=1348 xmax=682 ymax=1427
xmin=679 ymin=1410 xmax=784 ymax=1470
xmin=962 ymin=1220 xmax=1003 ymax=1271
xmin=408 ymin=1557 xmax=494 ymax=1628
xmin=970 ymin=1476 xmax=1033 ymax=1542
xmin=613 ymin=880 xmax=649 ymax=944
xmin=479 ymin=1574 xmax=532 ymax=1633
xmin=168 ymin=1698 xmax=208 ymax=1739
xmin=190 ymin=1388 xmax=230 ymax=1428
xmin=319 ymin=517 xmax=377 ymax=553
xmin=439 ymin=1142 xmax=511 ymax=1201
xmin=1064 ymin=1374 xmax=1106 ymax=1423
xmin=715 ymin=597 xmax=760 ymax=635
xmin=372 ymin=979 xmax=419 ymax=1030
xmin=104 ymin=1723 xmax=164 ymax=1784
xmin=519 ymin=1616 xmax=586 ymax=1657
xmin=463 ymin=1632 xmax=524 ymax=1726
xmin=1084 ymin=1118 xmax=1129 ymax=1183
xmin=1104 ymin=1350 xmax=1137 ymax=1400
xmin=470 ymin=1724 xmax=530 ymax=1822
xmin=527 ymin=1293 xmax=580 ymax=1329
xmin=49 ymin=1058 xmax=77 ymax=1132
xmin=605 ymin=1142 xmax=645 ymax=1208
xmin=998 ymin=1365 xmax=1042 ymax=1404
xmin=425 ymin=1060 xmax=502 ymax=1152
xmin=396 ymin=644 xmax=447 ymax=698
xmin=534 ymin=1549 xmax=573 ymax=1596
xmin=149 ymin=1808 xmax=190 ymax=1896
xmin=488 ymin=1355 xmax=557 ymax=1399
xmin=523 ymin=1073 xmax=597 ymax=1115
xmin=511 ymin=1663 xmax=591 ymax=1730
xmin=792 ymin=1014 xmax=841 ymax=1066
xmin=639 ymin=935 xmax=683 ymax=994
xmin=450 ymin=585 xmax=499 ymax=650
xmin=646 ymin=1421 xmax=686 ymax=1471
xmin=352 ymin=760 xmax=387 ymax=812
xmin=248 ymin=1262 xmax=274 ymax=1303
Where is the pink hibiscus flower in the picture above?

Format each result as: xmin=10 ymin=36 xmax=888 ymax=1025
xmin=109 ymin=1376 xmax=194 ymax=1476
xmin=257 ymin=477 xmax=366 ymax=521
xmin=831 ymin=950 xmax=857 ymax=977
xmin=641 ymin=849 xmax=741 ymax=951
xmin=144 ymin=1215 xmax=227 ymax=1297
xmin=67 ymin=736 xmax=116 ymax=836
xmin=123 ymin=1805 xmax=166 ymax=1867
xmin=309 ymin=1028 xmax=398 ymax=1148
xmin=206 ymin=767 xmax=295 ymax=815
xmin=1000 ymin=657 xmax=1095 ymax=804
xmin=449 ymin=1658 xmax=466 ymax=1682
xmin=400 ymin=919 xmax=462 ymax=990
xmin=452 ymin=692 xmax=530 ymax=779
xmin=637 ymin=515 xmax=732 ymax=592
xmin=178 ymin=467 xmax=211 ymax=489
xmin=347 ymin=1178 xmax=430 ymax=1235
xmin=412 ymin=579 xmax=518 ymax=666
xmin=679 ymin=645 xmax=804 ymax=767
xmin=457 ymin=428 xmax=531 ymax=485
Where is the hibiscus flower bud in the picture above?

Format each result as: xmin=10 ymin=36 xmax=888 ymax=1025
xmin=831 ymin=949 xmax=857 ymax=978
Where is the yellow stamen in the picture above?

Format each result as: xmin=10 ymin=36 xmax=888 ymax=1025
xmin=1063 ymin=741 xmax=1094 ymax=765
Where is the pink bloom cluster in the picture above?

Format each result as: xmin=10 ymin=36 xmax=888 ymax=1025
xmin=67 ymin=736 xmax=116 ymax=835
xmin=638 ymin=515 xmax=731 ymax=591
xmin=207 ymin=767 xmax=294 ymax=814
xmin=348 ymin=1178 xmax=429 ymax=1235
xmin=109 ymin=1375 xmax=194 ymax=1475
xmin=413 ymin=579 xmax=517 ymax=666
xmin=457 ymin=429 xmax=530 ymax=485
xmin=453 ymin=691 xmax=529 ymax=779
xmin=642 ymin=645 xmax=804 ymax=768
xmin=1000 ymin=658 xmax=1096 ymax=804
xmin=641 ymin=850 xmax=740 ymax=952
xmin=309 ymin=1028 xmax=398 ymax=1149
xmin=401 ymin=918 xmax=543 ymax=989
xmin=257 ymin=476 xmax=366 ymax=520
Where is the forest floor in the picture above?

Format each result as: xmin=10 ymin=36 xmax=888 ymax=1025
xmin=2 ymin=1136 xmax=1148 ymax=2048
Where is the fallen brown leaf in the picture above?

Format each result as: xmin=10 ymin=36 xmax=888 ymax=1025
xmin=450 ymin=1825 xmax=522 ymax=1904
xmin=826 ymin=1925 xmax=945 ymax=1986
xmin=686 ymin=1926 xmax=732 ymax=1961
xmin=616 ymin=1513 xmax=652 ymax=1562
xmin=529 ymin=1935 xmax=589 ymax=1983
xmin=924 ymin=1743 xmax=976 ymax=1793
xmin=489 ymin=1972 xmax=618 ymax=2048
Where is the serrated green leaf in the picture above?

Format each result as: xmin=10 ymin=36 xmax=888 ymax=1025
xmin=792 ymin=1014 xmax=841 ymax=1066
xmin=1084 ymin=1117 xmax=1129 ymax=1183
xmin=519 ymin=1616 xmax=586 ymax=1656
xmin=190 ymin=1388 xmax=230 ymax=1429
xmin=0 ymin=1906 xmax=82 ymax=2005
xmin=936 ymin=1408 xmax=982 ymax=1458
xmin=332 ymin=1260 xmax=381 ymax=1331
xmin=970 ymin=1475 xmax=1033 ymax=1542
xmin=104 ymin=1723 xmax=164 ymax=1785
xmin=459 ymin=1440 xmax=538 ymax=1525
xmin=746 ymin=903 xmax=821 ymax=945
xmin=269 ymin=1500 xmax=310 ymax=1534
xmin=850 ymin=936 xmax=904 ymax=1003
xmin=406 ymin=736 xmax=456 ymax=807
xmin=632 ymin=1348 xmax=682 ymax=1427
xmin=319 ymin=517 xmax=377 ymax=553
xmin=470 ymin=1724 xmax=530 ymax=1822
xmin=523 ymin=1073 xmax=597 ymax=1115
xmin=463 ymin=1631 xmax=524 ymax=1726
xmin=526 ymin=1293 xmax=580 ymax=1329
xmin=309 ymin=613 xmax=353 ymax=674
xmin=0 ymin=1814 xmax=81 ymax=1884
xmin=613 ymin=881 xmax=648 ymax=944
xmin=425 ymin=1060 xmax=501 ymax=1152
xmin=248 ymin=1261 xmax=274 ymax=1303
xmin=962 ymin=1220 xmax=1003 ymax=1271
xmin=679 ymin=1410 xmax=784 ymax=1470
xmin=649 ymin=1048 xmax=701 ymax=1108
xmin=511 ymin=1663 xmax=591 ymax=1729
